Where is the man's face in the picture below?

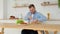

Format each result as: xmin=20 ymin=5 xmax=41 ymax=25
xmin=29 ymin=7 xmax=36 ymax=14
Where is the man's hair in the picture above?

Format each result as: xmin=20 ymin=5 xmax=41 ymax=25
xmin=29 ymin=4 xmax=35 ymax=8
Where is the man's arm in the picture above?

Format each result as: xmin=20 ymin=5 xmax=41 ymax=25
xmin=24 ymin=12 xmax=31 ymax=23
xmin=37 ymin=13 xmax=47 ymax=22
xmin=31 ymin=13 xmax=47 ymax=23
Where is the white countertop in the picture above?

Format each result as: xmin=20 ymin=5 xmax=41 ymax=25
xmin=0 ymin=19 xmax=16 ymax=23
xmin=0 ymin=19 xmax=60 ymax=24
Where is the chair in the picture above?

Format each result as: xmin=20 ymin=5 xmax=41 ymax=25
xmin=44 ymin=13 xmax=50 ymax=34
xmin=0 ymin=28 xmax=4 ymax=34
xmin=45 ymin=13 xmax=57 ymax=34
xmin=37 ymin=13 xmax=50 ymax=34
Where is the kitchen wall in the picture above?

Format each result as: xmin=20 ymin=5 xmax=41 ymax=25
xmin=0 ymin=0 xmax=3 ymax=19
xmin=0 ymin=0 xmax=60 ymax=34
xmin=6 ymin=0 xmax=60 ymax=19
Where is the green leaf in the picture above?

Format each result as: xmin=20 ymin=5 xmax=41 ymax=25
xmin=58 ymin=0 xmax=60 ymax=8
xmin=16 ymin=19 xmax=24 ymax=24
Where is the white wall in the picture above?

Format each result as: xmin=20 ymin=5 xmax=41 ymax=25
xmin=0 ymin=0 xmax=3 ymax=19
xmin=6 ymin=0 xmax=60 ymax=19
xmin=3 ymin=0 xmax=8 ymax=19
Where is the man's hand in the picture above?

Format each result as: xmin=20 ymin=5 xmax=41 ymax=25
xmin=28 ymin=16 xmax=32 ymax=20
xmin=31 ymin=19 xmax=39 ymax=24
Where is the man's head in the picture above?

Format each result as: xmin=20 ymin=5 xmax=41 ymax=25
xmin=29 ymin=4 xmax=36 ymax=14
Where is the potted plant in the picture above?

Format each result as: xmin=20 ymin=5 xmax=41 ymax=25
xmin=58 ymin=0 xmax=60 ymax=8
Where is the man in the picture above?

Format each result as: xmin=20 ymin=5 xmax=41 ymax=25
xmin=21 ymin=4 xmax=47 ymax=34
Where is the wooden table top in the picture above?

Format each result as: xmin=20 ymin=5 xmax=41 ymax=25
xmin=0 ymin=23 xmax=60 ymax=31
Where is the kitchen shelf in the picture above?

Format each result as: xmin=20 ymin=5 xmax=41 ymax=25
xmin=41 ymin=2 xmax=58 ymax=6
xmin=13 ymin=6 xmax=28 ymax=8
xmin=41 ymin=4 xmax=58 ymax=6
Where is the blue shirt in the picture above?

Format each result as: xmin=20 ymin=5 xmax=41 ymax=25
xmin=24 ymin=11 xmax=47 ymax=22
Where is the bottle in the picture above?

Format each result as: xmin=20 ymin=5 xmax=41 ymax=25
xmin=47 ymin=13 xmax=50 ymax=20
xmin=20 ymin=13 xmax=23 ymax=19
